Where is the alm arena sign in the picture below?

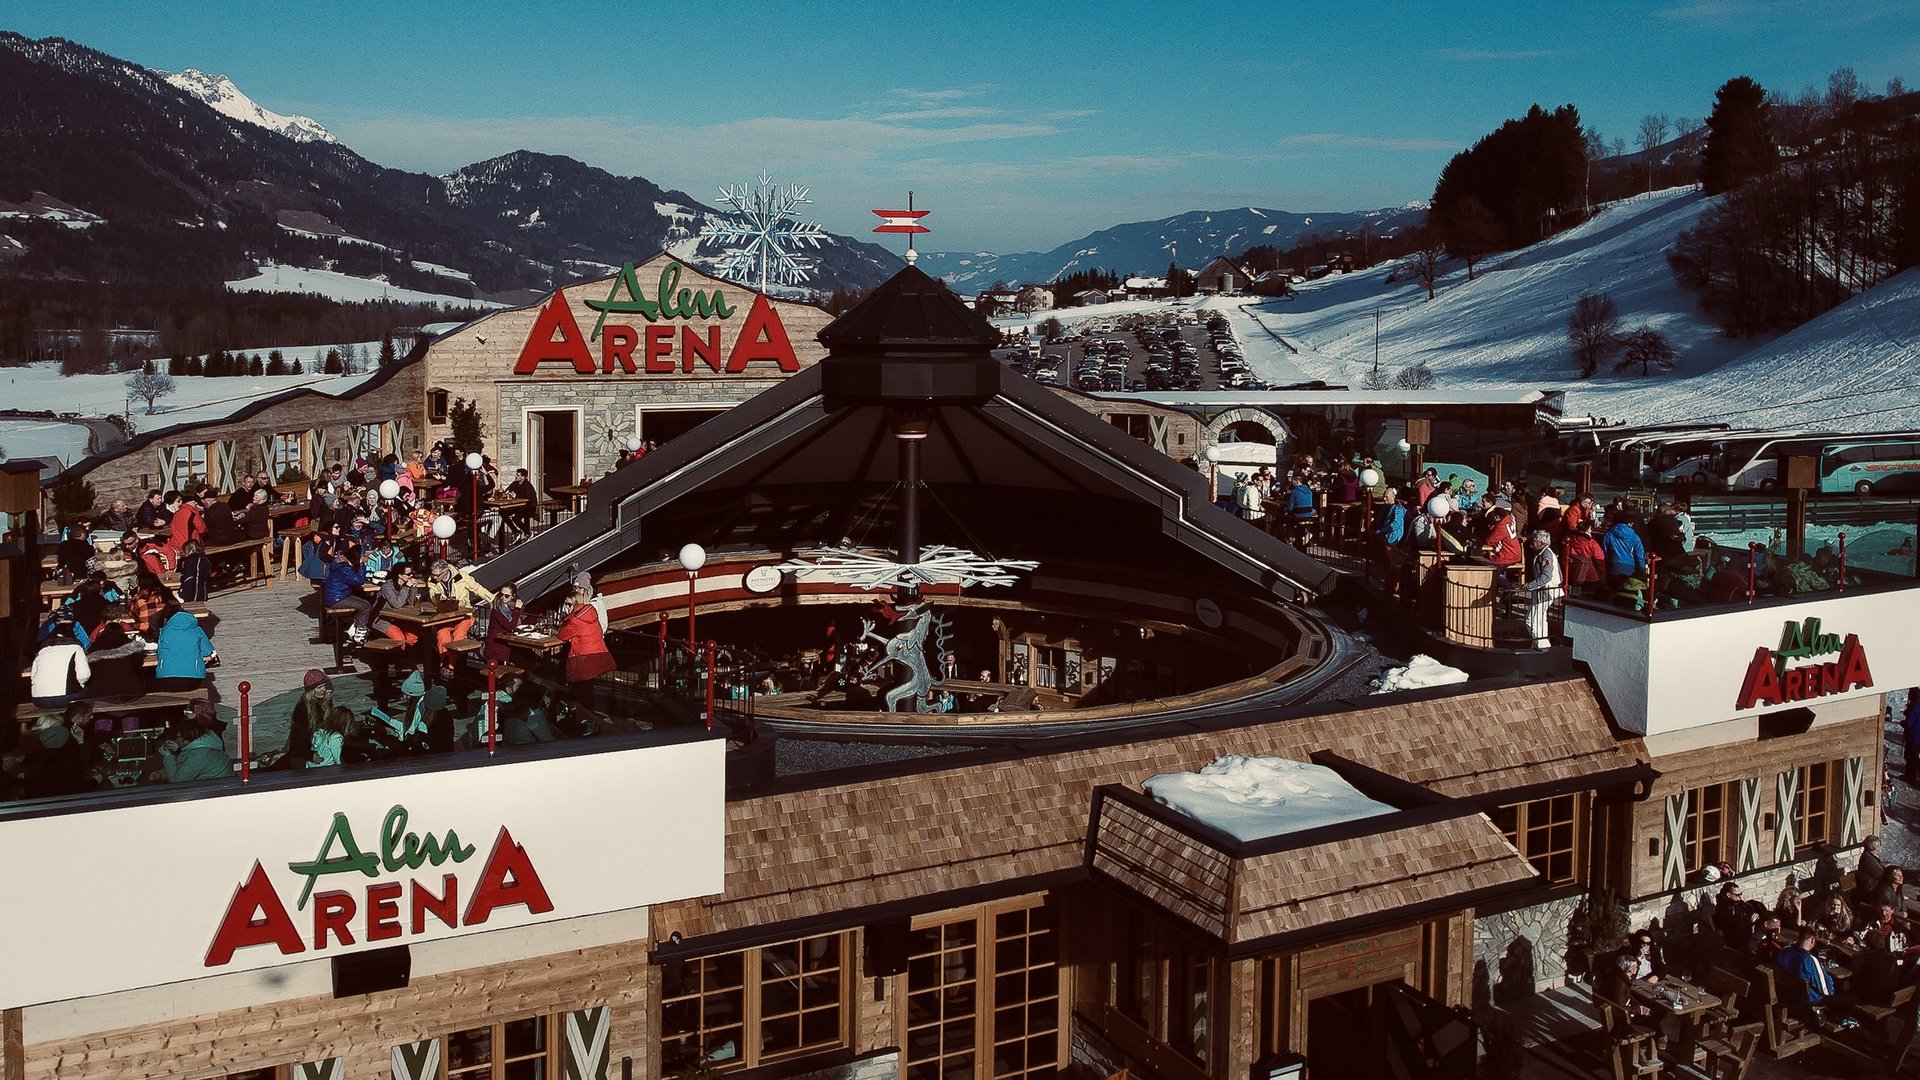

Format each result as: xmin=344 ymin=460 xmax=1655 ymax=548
xmin=0 ymin=741 xmax=722 ymax=1009
xmin=516 ymin=260 xmax=801 ymax=376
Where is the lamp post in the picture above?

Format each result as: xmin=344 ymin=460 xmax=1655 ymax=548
xmin=1359 ymin=466 xmax=1381 ymax=535
xmin=465 ymin=451 xmax=483 ymax=558
xmin=1203 ymin=445 xmax=1220 ymax=503
xmin=378 ymin=478 xmax=400 ymax=539
xmin=432 ymin=512 xmax=457 ymax=562
xmin=677 ymin=542 xmax=706 ymax=651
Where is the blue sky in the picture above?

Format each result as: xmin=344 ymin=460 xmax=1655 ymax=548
xmin=5 ymin=0 xmax=1918 ymax=253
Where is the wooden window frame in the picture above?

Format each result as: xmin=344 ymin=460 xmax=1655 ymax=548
xmin=1794 ymin=761 xmax=1835 ymax=848
xmin=660 ymin=933 xmax=850 ymax=1074
xmin=429 ymin=388 xmax=451 ymax=425
xmin=170 ymin=443 xmax=209 ymax=492
xmin=1494 ymin=793 xmax=1587 ymax=886
xmin=267 ymin=433 xmax=303 ymax=481
xmin=444 ymin=1013 xmax=558 ymax=1080
xmin=224 ymin=1068 xmax=288 ymax=1080
xmin=1682 ymin=782 xmax=1732 ymax=874
xmin=904 ymin=897 xmax=1063 ymax=1080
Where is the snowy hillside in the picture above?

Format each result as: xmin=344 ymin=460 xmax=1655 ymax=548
xmin=162 ymin=69 xmax=337 ymax=144
xmin=987 ymin=186 xmax=1920 ymax=435
xmin=228 ymin=263 xmax=504 ymax=308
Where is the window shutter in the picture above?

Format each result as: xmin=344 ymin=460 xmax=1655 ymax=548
xmin=306 ymin=427 xmax=329 ymax=478
xmin=1774 ymin=770 xmax=1800 ymax=864
xmin=212 ymin=439 xmax=239 ymax=489
xmin=1840 ymin=756 xmax=1865 ymax=846
xmin=294 ymin=1059 xmax=343 ymax=1080
xmin=154 ymin=445 xmax=180 ymax=490
xmin=387 ymin=418 xmax=407 ymax=458
xmin=562 ymin=1006 xmax=612 ymax=1080
xmin=1735 ymin=777 xmax=1762 ymax=872
xmin=259 ymin=435 xmax=278 ymax=480
xmin=1662 ymin=790 xmax=1688 ymax=891
xmin=391 ymin=1039 xmax=439 ymax=1080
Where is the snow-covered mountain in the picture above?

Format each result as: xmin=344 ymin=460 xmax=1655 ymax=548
xmin=162 ymin=68 xmax=337 ymax=144
xmin=919 ymin=204 xmax=1428 ymax=290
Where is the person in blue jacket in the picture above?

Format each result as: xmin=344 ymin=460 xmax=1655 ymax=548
xmin=323 ymin=545 xmax=374 ymax=642
xmin=1372 ymin=488 xmax=1410 ymax=594
xmin=153 ymin=601 xmax=215 ymax=690
xmin=1600 ymin=513 xmax=1648 ymax=590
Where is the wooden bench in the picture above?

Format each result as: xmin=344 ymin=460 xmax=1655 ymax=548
xmin=1596 ymin=997 xmax=1663 ymax=1080
xmin=14 ymin=691 xmax=199 ymax=736
xmin=1673 ymin=1023 xmax=1761 ymax=1079
xmin=203 ymin=538 xmax=272 ymax=590
xmin=1750 ymin=965 xmax=1822 ymax=1058
xmin=1818 ymin=985 xmax=1920 ymax=1074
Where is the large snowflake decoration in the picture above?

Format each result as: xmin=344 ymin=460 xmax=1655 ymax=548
xmin=699 ymin=170 xmax=827 ymax=293
xmin=773 ymin=544 xmax=1039 ymax=591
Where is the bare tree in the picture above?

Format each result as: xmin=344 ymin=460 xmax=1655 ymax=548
xmin=1673 ymin=116 xmax=1700 ymax=139
xmin=1567 ymin=292 xmax=1623 ymax=378
xmin=1827 ymin=67 xmax=1861 ymax=114
xmin=125 ymin=370 xmax=176 ymax=414
xmin=1392 ymin=361 xmax=1437 ymax=390
xmin=1411 ymin=235 xmax=1444 ymax=301
xmin=1637 ymin=114 xmax=1671 ymax=192
xmin=1616 ymin=327 xmax=1678 ymax=376
xmin=1442 ymin=196 xmax=1500 ymax=280
xmin=1887 ymin=76 xmax=1906 ymax=98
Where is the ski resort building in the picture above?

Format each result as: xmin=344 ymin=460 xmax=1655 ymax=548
xmin=7 ymin=264 xmax=1913 ymax=1080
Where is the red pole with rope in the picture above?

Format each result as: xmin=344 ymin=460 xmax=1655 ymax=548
xmin=471 ymin=472 xmax=480 ymax=559
xmin=486 ymin=660 xmax=499 ymax=755
xmin=1838 ymin=530 xmax=1848 ymax=590
xmin=238 ymin=680 xmax=252 ymax=783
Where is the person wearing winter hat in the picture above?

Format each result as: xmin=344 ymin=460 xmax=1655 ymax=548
xmin=420 ymin=684 xmax=455 ymax=754
xmin=283 ymin=670 xmax=332 ymax=769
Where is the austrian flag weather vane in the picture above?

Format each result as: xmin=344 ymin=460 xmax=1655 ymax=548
xmin=873 ymin=193 xmax=930 ymax=265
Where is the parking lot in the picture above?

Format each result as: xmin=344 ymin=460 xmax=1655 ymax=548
xmin=996 ymin=310 xmax=1270 ymax=395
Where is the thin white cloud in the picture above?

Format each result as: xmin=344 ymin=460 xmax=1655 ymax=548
xmin=874 ymin=106 xmax=1002 ymax=122
xmin=888 ymin=86 xmax=990 ymax=103
xmin=1276 ymin=133 xmax=1460 ymax=151
xmin=1427 ymin=46 xmax=1559 ymax=61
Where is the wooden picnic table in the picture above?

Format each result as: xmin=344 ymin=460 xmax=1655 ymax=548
xmin=379 ymin=604 xmax=474 ymax=688
xmin=1631 ymin=973 xmax=1724 ymax=1065
xmin=550 ymin=483 xmax=590 ymax=514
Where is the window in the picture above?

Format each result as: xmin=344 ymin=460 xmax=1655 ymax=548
xmin=1492 ymin=794 xmax=1585 ymax=885
xmin=1794 ymin=762 xmax=1835 ymax=848
xmin=1109 ymin=414 xmax=1151 ymax=444
xmin=168 ymin=443 xmax=208 ymax=491
xmin=907 ymin=900 xmax=1060 ymax=1080
xmin=225 ymin=1069 xmax=283 ymax=1080
xmin=350 ymin=422 xmax=385 ymax=463
xmin=267 ymin=433 xmax=303 ymax=481
xmin=1028 ymin=645 xmax=1062 ymax=691
xmin=438 ymin=1015 xmax=555 ymax=1080
xmin=1682 ymin=782 xmax=1731 ymax=874
xmin=1107 ymin=904 xmax=1215 ymax=1069
xmin=429 ymin=388 xmax=451 ymax=424
xmin=661 ymin=933 xmax=847 ymax=1073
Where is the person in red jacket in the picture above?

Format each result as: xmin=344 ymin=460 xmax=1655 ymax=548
xmin=558 ymin=585 xmax=614 ymax=682
xmin=166 ymin=491 xmax=206 ymax=553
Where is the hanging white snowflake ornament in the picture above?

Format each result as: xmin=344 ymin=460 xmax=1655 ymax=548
xmin=774 ymin=545 xmax=1039 ymax=591
xmin=699 ymin=170 xmax=827 ymax=293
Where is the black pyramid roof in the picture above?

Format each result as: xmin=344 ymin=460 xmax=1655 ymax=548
xmin=818 ymin=265 xmax=998 ymax=349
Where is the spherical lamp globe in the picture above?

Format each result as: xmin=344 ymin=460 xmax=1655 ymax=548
xmin=465 ymin=452 xmax=483 ymax=470
xmin=677 ymin=543 xmax=707 ymax=573
xmin=431 ymin=513 xmax=458 ymax=540
xmin=377 ymin=479 xmax=400 ymax=500
xmin=625 ymin=436 xmax=644 ymax=453
xmin=1426 ymin=495 xmax=1454 ymax=518
xmin=1358 ymin=468 xmax=1381 ymax=488
xmin=1202 ymin=445 xmax=1220 ymax=463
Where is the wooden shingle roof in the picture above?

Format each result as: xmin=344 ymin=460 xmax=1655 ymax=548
xmin=651 ymin=675 xmax=1647 ymax=952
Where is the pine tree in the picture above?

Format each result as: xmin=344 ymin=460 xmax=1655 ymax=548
xmin=378 ymin=332 xmax=397 ymax=366
xmin=248 ymin=355 xmax=263 ymax=376
xmin=1701 ymin=76 xmax=1778 ymax=195
xmin=323 ymin=348 xmax=343 ymax=375
xmin=291 ymin=359 xmax=303 ymax=375
xmin=266 ymin=350 xmax=286 ymax=376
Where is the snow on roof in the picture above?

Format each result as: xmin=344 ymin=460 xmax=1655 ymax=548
xmin=1371 ymin=655 xmax=1469 ymax=694
xmin=1110 ymin=389 xmax=1549 ymax=406
xmin=1143 ymin=755 xmax=1396 ymax=843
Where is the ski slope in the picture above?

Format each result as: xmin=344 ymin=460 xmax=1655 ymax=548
xmin=228 ymin=262 xmax=502 ymax=309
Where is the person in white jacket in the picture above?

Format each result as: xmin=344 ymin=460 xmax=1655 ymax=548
xmin=30 ymin=628 xmax=91 ymax=707
xmin=1523 ymin=529 xmax=1564 ymax=649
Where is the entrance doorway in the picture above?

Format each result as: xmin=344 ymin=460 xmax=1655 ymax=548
xmin=1305 ymin=981 xmax=1475 ymax=1080
xmin=526 ymin=409 xmax=579 ymax=496
xmin=1307 ymin=984 xmax=1388 ymax=1079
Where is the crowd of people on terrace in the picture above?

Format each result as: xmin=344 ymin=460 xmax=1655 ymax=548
xmin=1220 ymin=451 xmax=1862 ymax=620
xmin=4 ymin=440 xmax=630 ymax=801
xmin=1600 ymin=835 xmax=1920 ymax=1043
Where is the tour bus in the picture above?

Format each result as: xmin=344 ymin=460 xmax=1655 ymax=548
xmin=1651 ymin=429 xmax=1836 ymax=488
xmin=1819 ymin=436 xmax=1920 ymax=494
xmin=1722 ymin=434 xmax=1846 ymax=491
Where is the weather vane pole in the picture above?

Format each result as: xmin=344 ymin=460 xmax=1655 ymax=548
xmin=872 ymin=193 xmax=931 ymax=266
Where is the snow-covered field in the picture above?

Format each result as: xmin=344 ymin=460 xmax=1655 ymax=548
xmin=227 ymin=262 xmax=503 ymax=309
xmin=0 ymin=360 xmax=380 ymax=461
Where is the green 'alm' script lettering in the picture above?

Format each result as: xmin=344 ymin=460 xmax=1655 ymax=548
xmin=286 ymin=804 xmax=476 ymax=909
xmin=583 ymin=261 xmax=735 ymax=340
